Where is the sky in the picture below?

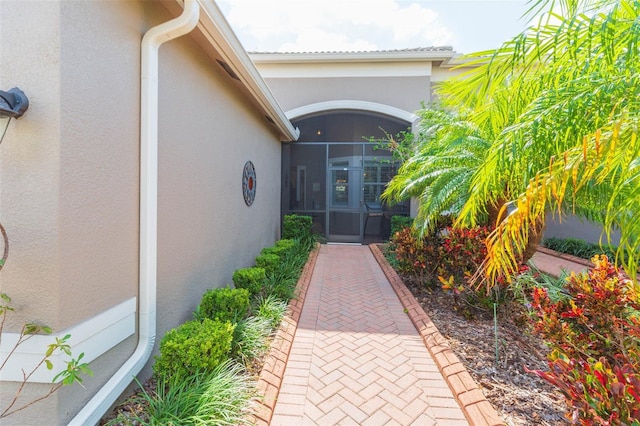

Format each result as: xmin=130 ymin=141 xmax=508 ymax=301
xmin=216 ymin=0 xmax=533 ymax=55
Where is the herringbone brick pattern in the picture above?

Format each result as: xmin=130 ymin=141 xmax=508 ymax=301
xmin=271 ymin=245 xmax=468 ymax=425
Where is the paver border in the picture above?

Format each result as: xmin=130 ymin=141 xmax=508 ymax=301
xmin=535 ymin=245 xmax=594 ymax=267
xmin=369 ymin=243 xmax=505 ymax=426
xmin=249 ymin=244 xmax=320 ymax=426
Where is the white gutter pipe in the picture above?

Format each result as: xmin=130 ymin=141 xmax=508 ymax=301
xmin=69 ymin=1 xmax=200 ymax=424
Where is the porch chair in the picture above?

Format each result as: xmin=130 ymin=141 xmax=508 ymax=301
xmin=364 ymin=202 xmax=384 ymax=236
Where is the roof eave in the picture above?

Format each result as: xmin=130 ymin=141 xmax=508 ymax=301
xmin=250 ymin=50 xmax=457 ymax=64
xmin=175 ymin=0 xmax=299 ymax=141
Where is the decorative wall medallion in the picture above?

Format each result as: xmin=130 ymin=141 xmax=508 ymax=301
xmin=242 ymin=161 xmax=256 ymax=206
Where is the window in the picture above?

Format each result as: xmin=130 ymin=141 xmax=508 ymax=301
xmin=363 ymin=162 xmax=396 ymax=204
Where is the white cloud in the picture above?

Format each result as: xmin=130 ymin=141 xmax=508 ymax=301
xmin=391 ymin=4 xmax=452 ymax=44
xmin=220 ymin=0 xmax=454 ymax=52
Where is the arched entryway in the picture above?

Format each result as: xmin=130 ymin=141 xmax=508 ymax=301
xmin=282 ymin=109 xmax=411 ymax=243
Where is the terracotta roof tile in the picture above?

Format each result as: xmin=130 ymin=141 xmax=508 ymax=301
xmin=249 ymin=46 xmax=454 ymax=55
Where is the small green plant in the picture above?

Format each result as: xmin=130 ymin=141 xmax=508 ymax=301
xmin=154 ymin=319 xmax=235 ymax=381
xmin=253 ymin=294 xmax=288 ymax=330
xmin=232 ymin=267 xmax=266 ymax=296
xmin=198 ymin=287 xmax=250 ymax=323
xmin=389 ymin=215 xmax=414 ymax=238
xmin=511 ymin=263 xmax=568 ymax=304
xmin=231 ymin=316 xmax=272 ymax=365
xmin=262 ymin=244 xmax=311 ymax=301
xmin=122 ymin=360 xmax=254 ymax=426
xmin=0 ymin=293 xmax=92 ymax=419
xmin=260 ymin=246 xmax=285 ymax=259
xmin=262 ymin=273 xmax=297 ymax=302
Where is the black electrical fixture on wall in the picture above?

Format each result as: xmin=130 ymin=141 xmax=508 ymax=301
xmin=0 ymin=87 xmax=28 ymax=269
xmin=0 ymin=87 xmax=29 ymax=144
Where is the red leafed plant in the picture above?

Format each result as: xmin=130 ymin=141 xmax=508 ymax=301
xmin=438 ymin=226 xmax=491 ymax=284
xmin=528 ymin=254 xmax=640 ymax=423
xmin=389 ymin=227 xmax=440 ymax=284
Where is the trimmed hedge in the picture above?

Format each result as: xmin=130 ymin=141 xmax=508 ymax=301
xmin=198 ymin=287 xmax=250 ymax=323
xmin=256 ymin=253 xmax=280 ymax=274
xmin=261 ymin=246 xmax=284 ymax=258
xmin=154 ymin=319 xmax=235 ymax=380
xmin=282 ymin=214 xmax=313 ymax=241
xmin=232 ymin=267 xmax=266 ymax=296
xmin=274 ymin=238 xmax=296 ymax=255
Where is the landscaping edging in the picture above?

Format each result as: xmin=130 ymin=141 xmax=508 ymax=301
xmin=249 ymin=244 xmax=319 ymax=426
xmin=369 ymin=243 xmax=504 ymax=426
xmin=536 ymin=245 xmax=594 ymax=267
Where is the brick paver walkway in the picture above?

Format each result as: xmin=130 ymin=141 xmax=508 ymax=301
xmin=270 ymin=245 xmax=468 ymax=425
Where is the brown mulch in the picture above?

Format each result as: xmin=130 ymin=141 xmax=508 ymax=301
xmin=400 ymin=273 xmax=569 ymax=425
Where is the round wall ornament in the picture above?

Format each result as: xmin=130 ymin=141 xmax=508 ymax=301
xmin=242 ymin=161 xmax=256 ymax=206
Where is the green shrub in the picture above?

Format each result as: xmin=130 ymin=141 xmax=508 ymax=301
xmin=390 ymin=215 xmax=414 ymax=238
xmin=274 ymin=238 xmax=296 ymax=255
xmin=282 ymin=214 xmax=313 ymax=242
xmin=232 ymin=267 xmax=266 ymax=296
xmin=262 ymin=244 xmax=286 ymax=257
xmin=260 ymin=247 xmax=277 ymax=257
xmin=254 ymin=231 xmax=315 ymax=303
xmin=198 ymin=287 xmax=250 ymax=323
xmin=543 ymin=237 xmax=617 ymax=261
xmin=256 ymin=253 xmax=280 ymax=274
xmin=154 ymin=319 xmax=235 ymax=380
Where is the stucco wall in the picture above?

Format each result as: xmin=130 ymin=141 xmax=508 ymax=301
xmin=544 ymin=213 xmax=621 ymax=246
xmin=264 ymin=76 xmax=431 ymax=116
xmin=155 ymin=16 xmax=283 ymax=346
xmin=1 ymin=1 xmax=283 ymax=424
xmin=0 ymin=0 xmax=62 ymax=333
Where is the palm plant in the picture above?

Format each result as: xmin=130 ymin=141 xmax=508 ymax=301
xmin=382 ymin=108 xmax=496 ymax=235
xmin=386 ymin=0 xmax=640 ymax=289
xmin=444 ymin=0 xmax=640 ymax=287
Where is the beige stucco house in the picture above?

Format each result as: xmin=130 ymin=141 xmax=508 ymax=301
xmin=0 ymin=0 xmax=467 ymax=419
xmin=251 ymin=48 xmax=474 ymax=243
xmin=0 ymin=1 xmax=298 ymax=424
xmin=0 ymin=1 xmax=608 ymax=425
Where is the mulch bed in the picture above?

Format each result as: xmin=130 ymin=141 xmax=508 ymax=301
xmin=399 ymin=273 xmax=569 ymax=425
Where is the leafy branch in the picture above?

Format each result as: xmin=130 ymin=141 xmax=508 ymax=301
xmin=0 ymin=223 xmax=92 ymax=419
xmin=0 ymin=293 xmax=93 ymax=418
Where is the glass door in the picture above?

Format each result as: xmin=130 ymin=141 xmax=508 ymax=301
xmin=327 ymin=144 xmax=363 ymax=243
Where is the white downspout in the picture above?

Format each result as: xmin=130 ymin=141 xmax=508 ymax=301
xmin=69 ymin=1 xmax=200 ymax=424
